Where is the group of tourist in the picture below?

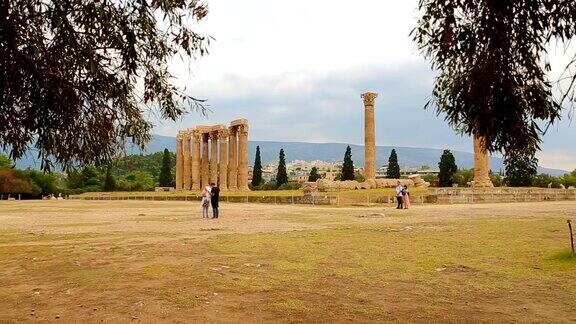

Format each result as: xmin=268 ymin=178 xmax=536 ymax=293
xmin=200 ymin=183 xmax=220 ymax=219
xmin=395 ymin=181 xmax=411 ymax=209
xmin=200 ymin=181 xmax=410 ymax=215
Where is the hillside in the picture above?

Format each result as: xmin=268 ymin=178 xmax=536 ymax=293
xmin=10 ymin=135 xmax=568 ymax=176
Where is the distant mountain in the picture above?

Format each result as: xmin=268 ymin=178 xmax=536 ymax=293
xmin=9 ymin=135 xmax=569 ymax=176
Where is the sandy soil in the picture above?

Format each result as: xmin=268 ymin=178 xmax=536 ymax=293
xmin=1 ymin=200 xmax=575 ymax=322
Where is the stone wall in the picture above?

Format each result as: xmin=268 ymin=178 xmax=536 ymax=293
xmin=314 ymin=175 xmax=429 ymax=192
xmin=428 ymin=187 xmax=576 ymax=204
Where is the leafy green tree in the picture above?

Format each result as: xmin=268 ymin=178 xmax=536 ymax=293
xmin=118 ymin=171 xmax=155 ymax=191
xmin=504 ymin=152 xmax=538 ymax=187
xmin=26 ymin=170 xmax=60 ymax=195
xmin=562 ymin=173 xmax=576 ymax=188
xmin=158 ymin=148 xmax=172 ymax=187
xmin=252 ymin=146 xmax=263 ymax=187
xmin=65 ymin=169 xmax=84 ymax=190
xmin=341 ymin=146 xmax=355 ymax=181
xmin=0 ymin=154 xmax=12 ymax=169
xmin=81 ymin=166 xmax=103 ymax=187
xmin=308 ymin=167 xmax=321 ymax=182
xmin=386 ymin=149 xmax=400 ymax=179
xmin=452 ymin=169 xmax=474 ymax=187
xmin=423 ymin=174 xmax=439 ymax=187
xmin=104 ymin=167 xmax=116 ymax=192
xmin=1 ymin=0 xmax=210 ymax=170
xmin=489 ymin=172 xmax=504 ymax=188
xmin=413 ymin=1 xmax=576 ymax=156
xmin=438 ymin=150 xmax=457 ymax=187
xmin=276 ymin=149 xmax=288 ymax=187
xmin=114 ymin=151 xmax=174 ymax=180
xmin=532 ymin=173 xmax=562 ymax=188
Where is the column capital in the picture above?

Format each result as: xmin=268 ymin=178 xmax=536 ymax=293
xmin=238 ymin=124 xmax=249 ymax=135
xmin=190 ymin=129 xmax=202 ymax=141
xmin=361 ymin=92 xmax=378 ymax=106
xmin=218 ymin=129 xmax=230 ymax=140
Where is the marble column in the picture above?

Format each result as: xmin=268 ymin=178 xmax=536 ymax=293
xmin=191 ymin=130 xmax=201 ymax=190
xmin=201 ymin=133 xmax=210 ymax=188
xmin=182 ymin=131 xmax=191 ymax=190
xmin=228 ymin=127 xmax=238 ymax=190
xmin=218 ymin=129 xmax=229 ymax=190
xmin=175 ymin=132 xmax=183 ymax=190
xmin=473 ymin=134 xmax=494 ymax=188
xmin=210 ymin=132 xmax=219 ymax=185
xmin=237 ymin=124 xmax=249 ymax=190
xmin=361 ymin=92 xmax=378 ymax=181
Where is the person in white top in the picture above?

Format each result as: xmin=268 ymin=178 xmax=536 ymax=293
xmin=395 ymin=181 xmax=404 ymax=209
xmin=200 ymin=186 xmax=212 ymax=218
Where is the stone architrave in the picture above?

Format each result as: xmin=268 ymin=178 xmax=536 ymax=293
xmin=228 ymin=127 xmax=238 ymax=190
xmin=175 ymin=132 xmax=184 ymax=190
xmin=473 ymin=134 xmax=494 ymax=188
xmin=182 ymin=131 xmax=191 ymax=190
xmin=218 ymin=129 xmax=229 ymax=190
xmin=201 ymin=133 xmax=210 ymax=187
xmin=361 ymin=92 xmax=378 ymax=181
xmin=191 ymin=130 xmax=201 ymax=190
xmin=210 ymin=131 xmax=219 ymax=185
xmin=237 ymin=123 xmax=249 ymax=190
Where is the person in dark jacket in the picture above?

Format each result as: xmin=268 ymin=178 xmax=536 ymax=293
xmin=210 ymin=183 xmax=220 ymax=219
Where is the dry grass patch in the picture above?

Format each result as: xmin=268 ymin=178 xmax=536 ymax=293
xmin=0 ymin=200 xmax=575 ymax=322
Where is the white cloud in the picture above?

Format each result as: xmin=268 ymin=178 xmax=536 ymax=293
xmin=154 ymin=0 xmax=576 ymax=171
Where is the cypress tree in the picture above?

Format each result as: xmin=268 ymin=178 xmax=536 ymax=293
xmin=158 ymin=148 xmax=172 ymax=187
xmin=438 ymin=150 xmax=458 ymax=187
xmin=308 ymin=167 xmax=321 ymax=182
xmin=252 ymin=146 xmax=263 ymax=187
xmin=386 ymin=149 xmax=400 ymax=179
xmin=104 ymin=167 xmax=116 ymax=191
xmin=341 ymin=146 xmax=355 ymax=181
xmin=276 ymin=149 xmax=288 ymax=187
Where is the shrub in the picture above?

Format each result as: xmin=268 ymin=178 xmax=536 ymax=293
xmin=261 ymin=180 xmax=278 ymax=191
xmin=278 ymin=182 xmax=302 ymax=190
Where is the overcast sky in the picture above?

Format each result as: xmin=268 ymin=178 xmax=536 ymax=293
xmin=153 ymin=0 xmax=576 ymax=171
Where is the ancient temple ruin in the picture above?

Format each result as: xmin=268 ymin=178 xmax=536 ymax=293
xmin=175 ymin=119 xmax=249 ymax=191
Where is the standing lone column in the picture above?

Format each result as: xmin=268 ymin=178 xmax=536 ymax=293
xmin=237 ymin=124 xmax=249 ymax=191
xmin=183 ymin=131 xmax=191 ymax=190
xmin=473 ymin=134 xmax=494 ymax=188
xmin=201 ymin=133 xmax=210 ymax=187
xmin=210 ymin=131 xmax=219 ymax=185
xmin=218 ymin=129 xmax=229 ymax=190
xmin=361 ymin=92 xmax=378 ymax=181
xmin=228 ymin=127 xmax=238 ymax=190
xmin=175 ymin=132 xmax=183 ymax=190
xmin=191 ymin=129 xmax=201 ymax=190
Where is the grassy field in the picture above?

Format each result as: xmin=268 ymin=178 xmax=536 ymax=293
xmin=1 ymin=200 xmax=575 ymax=322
